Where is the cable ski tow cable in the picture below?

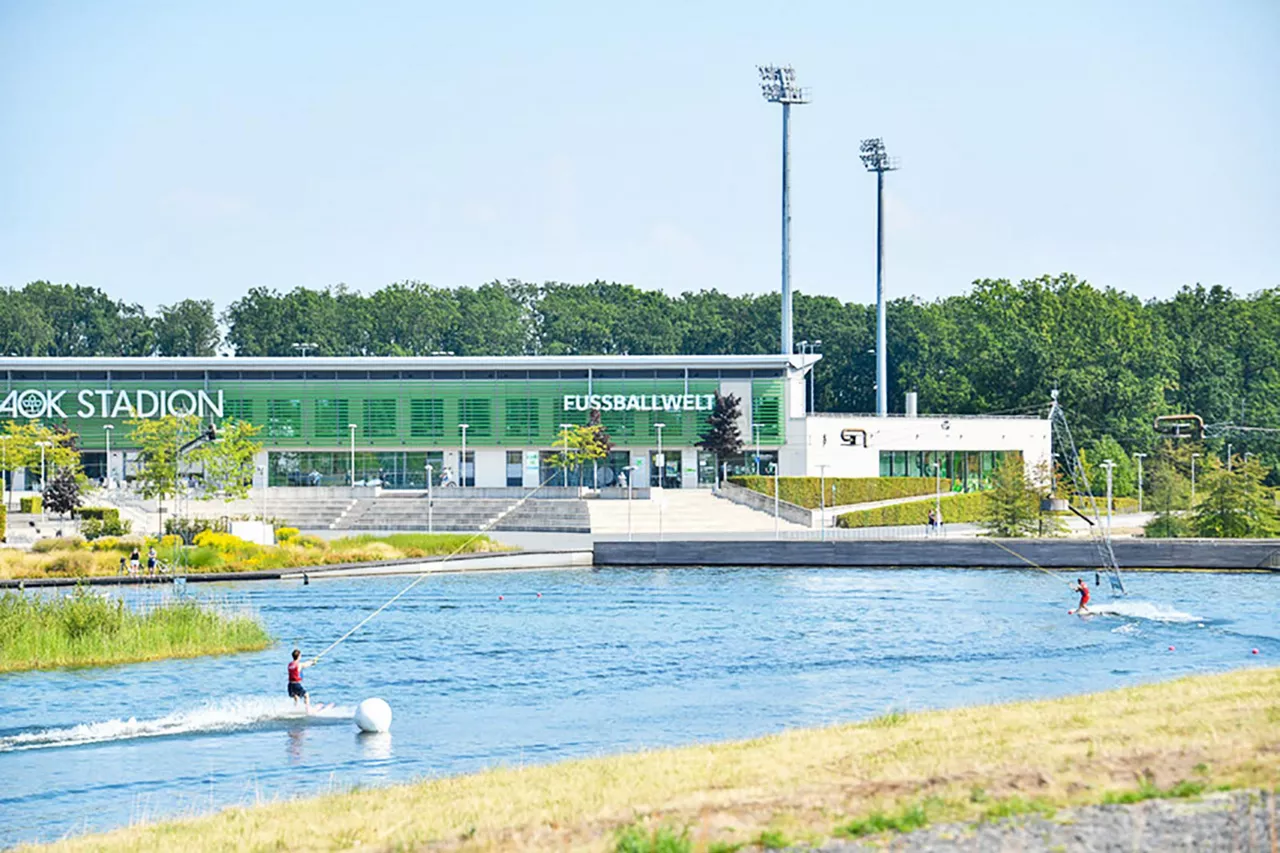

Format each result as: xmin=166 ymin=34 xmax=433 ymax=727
xmin=982 ymin=537 xmax=1076 ymax=587
xmin=310 ymin=471 xmax=566 ymax=665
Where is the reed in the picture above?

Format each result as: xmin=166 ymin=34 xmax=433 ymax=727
xmin=0 ymin=587 xmax=271 ymax=673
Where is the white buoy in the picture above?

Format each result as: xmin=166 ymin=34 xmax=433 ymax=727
xmin=354 ymin=697 xmax=392 ymax=733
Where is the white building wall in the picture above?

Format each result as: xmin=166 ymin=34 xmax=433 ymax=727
xmin=798 ymin=415 xmax=1052 ymax=480
xmin=473 ymin=449 xmax=506 ymax=488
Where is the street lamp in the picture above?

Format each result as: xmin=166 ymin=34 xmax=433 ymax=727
xmin=758 ymin=64 xmax=810 ymax=356
xmin=818 ymin=463 xmax=829 ymax=541
xmin=752 ymin=424 xmax=763 ymax=475
xmin=425 ymin=463 xmax=434 ymax=532
xmin=0 ymin=435 xmax=10 ymax=510
xmin=626 ymin=464 xmax=638 ymax=542
xmin=291 ymin=342 xmax=318 ymax=356
xmin=1134 ymin=452 xmax=1147 ymax=513
xmin=932 ymin=457 xmax=942 ymax=536
xmin=1100 ymin=459 xmax=1116 ymax=536
xmin=860 ymin=137 xmax=899 ymax=418
xmin=653 ymin=422 xmax=666 ymax=489
xmin=459 ymin=424 xmax=470 ymax=488
xmin=35 ymin=440 xmax=52 ymax=519
xmin=1226 ymin=443 xmax=1233 ymax=472
xmin=102 ymin=422 xmax=115 ymax=484
xmin=1190 ymin=453 xmax=1201 ymax=509
xmin=348 ymin=424 xmax=358 ymax=486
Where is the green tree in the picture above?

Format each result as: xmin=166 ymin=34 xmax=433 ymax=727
xmin=189 ymin=419 xmax=264 ymax=500
xmin=1193 ymin=456 xmax=1279 ymax=538
xmin=1144 ymin=443 xmax=1192 ymax=538
xmin=129 ymin=416 xmax=264 ymax=508
xmin=1086 ymin=435 xmax=1136 ymax=497
xmin=980 ymin=454 xmax=1038 ymax=537
xmin=0 ymin=421 xmax=82 ymax=497
xmin=0 ymin=289 xmax=54 ymax=356
xmin=154 ymin=299 xmax=220 ymax=356
xmin=551 ymin=423 xmax=606 ymax=485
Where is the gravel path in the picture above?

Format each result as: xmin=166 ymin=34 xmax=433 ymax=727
xmin=819 ymin=790 xmax=1279 ymax=852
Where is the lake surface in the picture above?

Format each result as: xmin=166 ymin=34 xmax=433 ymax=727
xmin=1 ymin=567 xmax=1275 ymax=848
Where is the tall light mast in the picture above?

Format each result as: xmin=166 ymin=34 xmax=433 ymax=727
xmin=757 ymin=65 xmax=810 ymax=356
xmin=860 ymin=137 xmax=898 ymax=417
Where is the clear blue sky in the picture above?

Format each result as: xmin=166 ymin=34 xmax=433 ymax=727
xmin=1 ymin=0 xmax=1276 ymax=311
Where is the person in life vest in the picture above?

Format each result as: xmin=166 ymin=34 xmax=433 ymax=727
xmin=1070 ymin=578 xmax=1091 ymax=615
xmin=288 ymin=648 xmax=317 ymax=709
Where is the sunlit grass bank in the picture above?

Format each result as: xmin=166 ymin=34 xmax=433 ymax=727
xmin=24 ymin=666 xmax=1279 ymax=852
xmin=0 ymin=532 xmax=511 ymax=581
xmin=0 ymin=588 xmax=271 ymax=673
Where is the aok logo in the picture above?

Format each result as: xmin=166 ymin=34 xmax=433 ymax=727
xmin=840 ymin=428 xmax=868 ymax=447
xmin=0 ymin=388 xmax=224 ymax=420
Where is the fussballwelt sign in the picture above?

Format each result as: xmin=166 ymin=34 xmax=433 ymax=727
xmin=0 ymin=389 xmax=225 ymax=420
xmin=562 ymin=393 xmax=714 ymax=412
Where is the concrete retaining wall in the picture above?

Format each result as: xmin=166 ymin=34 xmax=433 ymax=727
xmin=593 ymin=539 xmax=1280 ymax=570
xmin=713 ymin=481 xmax=813 ymax=527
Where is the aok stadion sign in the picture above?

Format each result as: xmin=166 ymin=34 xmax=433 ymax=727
xmin=562 ymin=393 xmax=715 ymax=412
xmin=0 ymin=388 xmax=225 ymax=420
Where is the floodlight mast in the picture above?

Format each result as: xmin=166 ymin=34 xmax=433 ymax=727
xmin=860 ymin=138 xmax=899 ymax=418
xmin=758 ymin=65 xmax=810 ymax=357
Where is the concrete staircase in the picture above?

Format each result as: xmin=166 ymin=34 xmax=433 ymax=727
xmin=275 ymin=498 xmax=358 ymax=530
xmin=587 ymin=489 xmax=809 ymax=534
xmin=334 ymin=496 xmax=591 ymax=533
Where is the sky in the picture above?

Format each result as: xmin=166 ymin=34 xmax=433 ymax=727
xmin=1 ymin=0 xmax=1276 ymax=312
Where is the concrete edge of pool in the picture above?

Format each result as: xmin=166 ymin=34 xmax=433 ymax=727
xmin=2 ymin=538 xmax=1277 ymax=588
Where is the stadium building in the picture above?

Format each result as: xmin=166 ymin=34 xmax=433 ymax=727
xmin=0 ymin=355 xmax=1048 ymax=492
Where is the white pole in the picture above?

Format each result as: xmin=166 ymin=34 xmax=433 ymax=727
xmin=1190 ymin=453 xmax=1200 ymax=509
xmin=1102 ymin=459 xmax=1115 ymax=536
xmin=754 ymin=425 xmax=762 ymax=476
xmin=39 ymin=441 xmax=47 ymax=520
xmin=627 ymin=466 xmax=633 ymax=542
xmin=460 ymin=424 xmax=470 ymax=488
xmin=104 ymin=424 xmax=113 ymax=488
xmin=0 ymin=436 xmax=7 ymax=510
xmin=934 ymin=459 xmax=942 ymax=536
xmin=426 ymin=463 xmax=434 ymax=533
xmin=1227 ymin=443 xmax=1233 ymax=473
xmin=774 ymin=459 xmax=780 ymax=539
xmin=1134 ymin=452 xmax=1146 ymax=513
xmin=818 ymin=463 xmax=828 ymax=541
xmin=654 ymin=422 xmax=666 ymax=489
xmin=348 ymin=423 xmax=357 ymax=486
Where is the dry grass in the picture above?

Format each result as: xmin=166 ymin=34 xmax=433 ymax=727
xmin=23 ymin=666 xmax=1280 ymax=852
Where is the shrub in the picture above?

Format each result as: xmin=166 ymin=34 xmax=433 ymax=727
xmin=45 ymin=551 xmax=96 ymax=576
xmin=81 ymin=516 xmax=132 ymax=540
xmin=0 ymin=503 xmax=6 ymax=543
xmin=193 ymin=530 xmax=250 ymax=552
xmin=731 ymin=476 xmax=949 ymax=509
xmin=275 ymin=527 xmax=300 ymax=542
xmin=32 ymin=536 xmax=88 ymax=553
xmin=1144 ymin=513 xmax=1192 ymax=538
xmin=183 ymin=546 xmax=225 ymax=569
xmin=165 ymin=515 xmax=230 ymax=543
xmin=74 ymin=507 xmax=120 ymax=523
xmin=289 ymin=534 xmax=327 ymax=550
xmin=20 ymin=496 xmax=42 ymax=514
xmin=837 ymin=492 xmax=990 ymax=528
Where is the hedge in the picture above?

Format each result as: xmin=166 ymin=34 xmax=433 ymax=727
xmin=1069 ymin=496 xmax=1140 ymax=514
xmin=74 ymin=506 xmax=121 ymax=523
xmin=837 ymin=492 xmax=990 ymax=528
xmin=19 ymin=496 xmax=41 ymax=514
xmin=0 ymin=502 xmax=6 ymax=542
xmin=730 ymin=476 xmax=951 ymax=509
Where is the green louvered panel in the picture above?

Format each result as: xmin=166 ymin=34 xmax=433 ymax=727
xmin=313 ymin=399 xmax=348 ymax=440
xmin=409 ymin=399 xmax=444 ymax=439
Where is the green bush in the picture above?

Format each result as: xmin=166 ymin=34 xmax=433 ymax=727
xmin=1144 ymin=514 xmax=1192 ymax=538
xmin=837 ymin=492 xmax=991 ymax=528
xmin=45 ymin=551 xmax=96 ymax=576
xmin=0 ymin=503 xmax=6 ymax=542
xmin=20 ymin=496 xmax=42 ymax=514
xmin=80 ymin=516 xmax=132 ymax=540
xmin=730 ymin=476 xmax=950 ymax=509
xmin=1070 ymin=495 xmax=1140 ymax=514
xmin=74 ymin=506 xmax=120 ymax=523
xmin=32 ymin=535 xmax=89 ymax=553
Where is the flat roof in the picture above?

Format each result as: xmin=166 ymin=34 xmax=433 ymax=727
xmin=0 ymin=353 xmax=818 ymax=371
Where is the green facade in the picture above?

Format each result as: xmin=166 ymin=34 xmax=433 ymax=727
xmin=3 ymin=372 xmax=786 ymax=450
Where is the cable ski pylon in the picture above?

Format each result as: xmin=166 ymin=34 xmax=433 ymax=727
xmin=1049 ymin=390 xmax=1125 ymax=594
xmin=310 ymin=470 xmax=568 ymax=665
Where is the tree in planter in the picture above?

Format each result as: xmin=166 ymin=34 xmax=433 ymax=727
xmin=696 ymin=392 xmax=743 ymax=483
xmin=551 ymin=424 xmax=607 ymax=486
xmin=980 ymin=454 xmax=1038 ymax=537
xmin=43 ymin=467 xmax=82 ymax=519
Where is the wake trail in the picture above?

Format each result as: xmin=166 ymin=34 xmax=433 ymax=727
xmin=1084 ymin=600 xmax=1202 ymax=623
xmin=0 ymin=696 xmax=353 ymax=753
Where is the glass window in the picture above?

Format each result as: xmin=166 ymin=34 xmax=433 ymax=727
xmin=506 ymin=450 xmax=523 ymax=487
xmin=266 ymin=400 xmax=302 ymax=438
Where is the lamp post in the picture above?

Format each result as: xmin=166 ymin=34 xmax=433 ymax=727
xmin=35 ymin=440 xmax=52 ymax=520
xmin=459 ymin=424 xmax=470 ymax=488
xmin=932 ymin=458 xmax=942 ymax=536
xmin=1100 ymin=459 xmax=1116 ymax=536
xmin=1134 ymin=452 xmax=1147 ymax=513
xmin=757 ymin=65 xmax=810 ymax=356
xmin=559 ymin=423 xmax=574 ymax=488
xmin=347 ymin=424 xmax=358 ymax=486
xmin=103 ymin=424 xmax=114 ymax=488
xmin=653 ymin=422 xmax=666 ymax=489
xmin=0 ymin=435 xmax=9 ymax=510
xmin=818 ymin=463 xmax=829 ymax=541
xmin=860 ymin=137 xmax=899 ymax=418
xmin=257 ymin=463 xmax=268 ymax=523
xmin=1190 ymin=453 xmax=1201 ymax=510
xmin=774 ymin=456 xmax=780 ymax=539
xmin=1226 ymin=443 xmax=1233 ymax=473
xmin=626 ymin=464 xmax=637 ymax=542
xmin=752 ymin=424 xmax=763 ymax=475
xmin=425 ymin=463 xmax=434 ymax=533
xmin=291 ymin=342 xmax=318 ymax=357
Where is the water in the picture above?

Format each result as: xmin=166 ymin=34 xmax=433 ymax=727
xmin=1 ymin=568 xmax=1275 ymax=847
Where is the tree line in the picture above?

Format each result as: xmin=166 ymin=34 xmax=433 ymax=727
xmin=4 ymin=276 xmax=1279 ymax=479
